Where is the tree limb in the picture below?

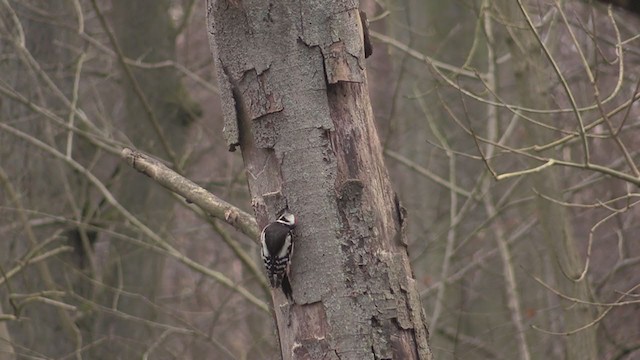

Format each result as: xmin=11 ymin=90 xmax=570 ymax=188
xmin=120 ymin=148 xmax=259 ymax=240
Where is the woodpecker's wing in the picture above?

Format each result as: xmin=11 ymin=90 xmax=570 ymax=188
xmin=262 ymin=222 xmax=293 ymax=257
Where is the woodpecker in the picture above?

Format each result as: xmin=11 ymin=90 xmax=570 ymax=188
xmin=260 ymin=212 xmax=296 ymax=300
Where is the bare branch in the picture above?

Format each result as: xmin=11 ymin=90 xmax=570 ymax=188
xmin=89 ymin=0 xmax=182 ymax=171
xmin=121 ymin=148 xmax=259 ymax=240
xmin=0 ymin=123 xmax=268 ymax=312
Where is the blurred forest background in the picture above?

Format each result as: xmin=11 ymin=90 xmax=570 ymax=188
xmin=1 ymin=0 xmax=640 ymax=359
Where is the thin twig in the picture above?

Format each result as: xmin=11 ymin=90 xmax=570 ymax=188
xmin=0 ymin=123 xmax=268 ymax=312
xmin=516 ymin=0 xmax=590 ymax=165
xmin=89 ymin=0 xmax=182 ymax=172
xmin=384 ymin=149 xmax=472 ymax=198
xmin=370 ymin=31 xmax=481 ymax=79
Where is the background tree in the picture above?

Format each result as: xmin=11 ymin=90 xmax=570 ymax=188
xmin=0 ymin=0 xmax=639 ymax=359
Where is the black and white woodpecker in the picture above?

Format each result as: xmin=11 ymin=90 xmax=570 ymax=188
xmin=260 ymin=212 xmax=296 ymax=301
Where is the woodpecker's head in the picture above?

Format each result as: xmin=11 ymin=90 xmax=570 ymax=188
xmin=276 ymin=212 xmax=296 ymax=228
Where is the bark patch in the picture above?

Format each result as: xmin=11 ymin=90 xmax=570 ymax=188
xmin=323 ymin=41 xmax=361 ymax=84
xmin=241 ymin=69 xmax=284 ymax=121
xmin=253 ymin=190 xmax=287 ymax=227
xmin=290 ymin=301 xmax=335 ymax=358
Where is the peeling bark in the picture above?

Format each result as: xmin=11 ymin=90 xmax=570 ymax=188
xmin=207 ymin=0 xmax=432 ymax=358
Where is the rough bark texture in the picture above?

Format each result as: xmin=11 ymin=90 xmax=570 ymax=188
xmin=207 ymin=0 xmax=433 ymax=358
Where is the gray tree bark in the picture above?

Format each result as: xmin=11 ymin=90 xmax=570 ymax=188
xmin=207 ymin=1 xmax=433 ymax=358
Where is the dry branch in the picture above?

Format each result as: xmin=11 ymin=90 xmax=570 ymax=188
xmin=120 ymin=148 xmax=259 ymax=239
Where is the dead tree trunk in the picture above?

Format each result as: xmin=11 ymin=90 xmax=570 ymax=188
xmin=207 ymin=1 xmax=433 ymax=358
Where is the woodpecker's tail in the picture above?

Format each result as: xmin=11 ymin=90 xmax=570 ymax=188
xmin=282 ymin=274 xmax=293 ymax=302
